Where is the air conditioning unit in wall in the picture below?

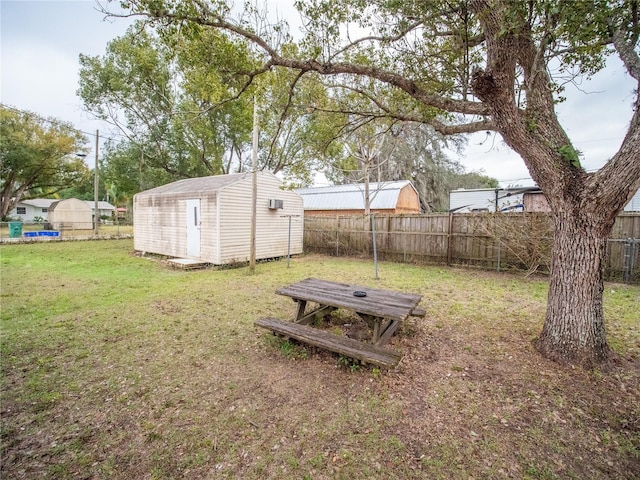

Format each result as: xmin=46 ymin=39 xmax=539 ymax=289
xmin=268 ymin=199 xmax=284 ymax=209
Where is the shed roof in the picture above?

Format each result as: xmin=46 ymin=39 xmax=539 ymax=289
xmin=49 ymin=198 xmax=92 ymax=212
xmin=136 ymin=173 xmax=254 ymax=196
xmin=19 ymin=198 xmax=56 ymax=208
xmin=16 ymin=198 xmax=115 ymax=210
xmin=296 ymin=180 xmax=416 ymax=211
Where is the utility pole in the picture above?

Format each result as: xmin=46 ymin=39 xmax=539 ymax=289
xmin=94 ymin=130 xmax=99 ymax=236
xmin=249 ymin=98 xmax=258 ymax=272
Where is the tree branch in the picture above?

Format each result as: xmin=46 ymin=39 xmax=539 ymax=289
xmin=328 ymin=19 xmax=425 ymax=61
xmin=265 ymin=70 xmax=306 ymax=167
xmin=612 ymin=26 xmax=640 ymax=82
xmin=106 ymin=3 xmax=490 ymax=118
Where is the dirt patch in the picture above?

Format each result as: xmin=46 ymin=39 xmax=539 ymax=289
xmin=385 ymin=317 xmax=640 ymax=479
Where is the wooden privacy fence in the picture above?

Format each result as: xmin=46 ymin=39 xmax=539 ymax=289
xmin=303 ymin=213 xmax=640 ymax=284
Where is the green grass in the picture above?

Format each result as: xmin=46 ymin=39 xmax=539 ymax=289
xmin=1 ymin=239 xmax=638 ymax=479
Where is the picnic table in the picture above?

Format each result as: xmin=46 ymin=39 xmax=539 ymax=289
xmin=255 ymin=278 xmax=425 ymax=368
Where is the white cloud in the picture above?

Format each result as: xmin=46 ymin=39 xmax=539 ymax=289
xmin=1 ymin=1 xmax=134 ymax=166
xmin=3 ymin=42 xmax=79 ymax=117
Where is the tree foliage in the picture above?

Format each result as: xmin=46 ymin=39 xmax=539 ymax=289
xmin=78 ymin=22 xmax=252 ymax=181
xmin=77 ymin=19 xmax=344 ymax=196
xmin=0 ymin=105 xmax=89 ymax=219
xmin=80 ymin=8 xmax=492 ymax=203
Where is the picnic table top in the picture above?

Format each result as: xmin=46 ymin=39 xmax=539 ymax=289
xmin=276 ymin=277 xmax=422 ymax=322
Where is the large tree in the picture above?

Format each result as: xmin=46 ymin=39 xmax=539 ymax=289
xmin=0 ymin=105 xmax=89 ymax=219
xmin=78 ymin=23 xmax=253 ymax=180
xmin=78 ymin=20 xmax=340 ymax=190
xmin=110 ymin=0 xmax=640 ymax=367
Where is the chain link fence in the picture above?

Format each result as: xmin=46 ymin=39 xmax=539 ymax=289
xmin=0 ymin=221 xmax=133 ymax=241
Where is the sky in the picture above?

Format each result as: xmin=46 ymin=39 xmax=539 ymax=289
xmin=1 ymin=0 xmax=637 ymax=186
xmin=1 ymin=0 xmax=132 ymax=167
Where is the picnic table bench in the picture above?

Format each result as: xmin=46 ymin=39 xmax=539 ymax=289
xmin=255 ymin=278 xmax=424 ymax=368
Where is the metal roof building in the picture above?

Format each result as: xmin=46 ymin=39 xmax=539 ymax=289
xmin=296 ymin=180 xmax=421 ymax=215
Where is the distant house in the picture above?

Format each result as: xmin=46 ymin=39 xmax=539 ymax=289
xmin=133 ymin=171 xmax=304 ymax=265
xmin=90 ymin=201 xmax=116 ymax=219
xmin=9 ymin=198 xmax=116 ymax=222
xmin=450 ymin=187 xmax=640 ymax=212
xmin=8 ymin=198 xmax=55 ymax=222
xmin=296 ymin=180 xmax=421 ymax=216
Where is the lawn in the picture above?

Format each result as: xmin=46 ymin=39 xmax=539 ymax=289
xmin=1 ymin=239 xmax=638 ymax=479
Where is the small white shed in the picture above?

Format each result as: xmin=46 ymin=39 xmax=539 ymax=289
xmin=133 ymin=172 xmax=304 ymax=264
xmin=47 ymin=198 xmax=93 ymax=230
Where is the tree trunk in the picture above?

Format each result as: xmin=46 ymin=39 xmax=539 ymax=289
xmin=1 ymin=177 xmax=17 ymax=219
xmin=535 ymin=211 xmax=613 ymax=367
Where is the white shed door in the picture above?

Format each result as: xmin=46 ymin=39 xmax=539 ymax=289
xmin=186 ymin=199 xmax=201 ymax=257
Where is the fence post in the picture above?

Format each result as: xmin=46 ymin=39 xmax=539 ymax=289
xmin=623 ymin=238 xmax=633 ymax=283
xmin=287 ymin=215 xmax=292 ymax=268
xmin=447 ymin=212 xmax=454 ymax=266
xmin=403 ymin=225 xmax=407 ymax=263
xmin=632 ymin=239 xmax=639 ymax=284
xmin=371 ymin=213 xmax=379 ymax=280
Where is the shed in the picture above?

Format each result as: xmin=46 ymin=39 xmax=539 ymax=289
xmin=47 ymin=198 xmax=93 ymax=230
xmin=133 ymin=172 xmax=304 ymax=264
xmin=523 ymin=191 xmax=550 ymax=212
xmin=296 ymin=180 xmax=421 ymax=216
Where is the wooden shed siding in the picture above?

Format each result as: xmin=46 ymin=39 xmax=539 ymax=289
xmin=395 ymin=185 xmax=420 ymax=213
xmin=523 ymin=192 xmax=551 ymax=212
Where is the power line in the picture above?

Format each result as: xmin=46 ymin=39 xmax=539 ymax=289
xmin=0 ymin=103 xmax=128 ymax=144
xmin=574 ymin=136 xmax=625 ymax=144
xmin=496 ymin=164 xmax=608 ymax=185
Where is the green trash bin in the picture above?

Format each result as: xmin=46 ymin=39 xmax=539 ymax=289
xmin=8 ymin=222 xmax=23 ymax=238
